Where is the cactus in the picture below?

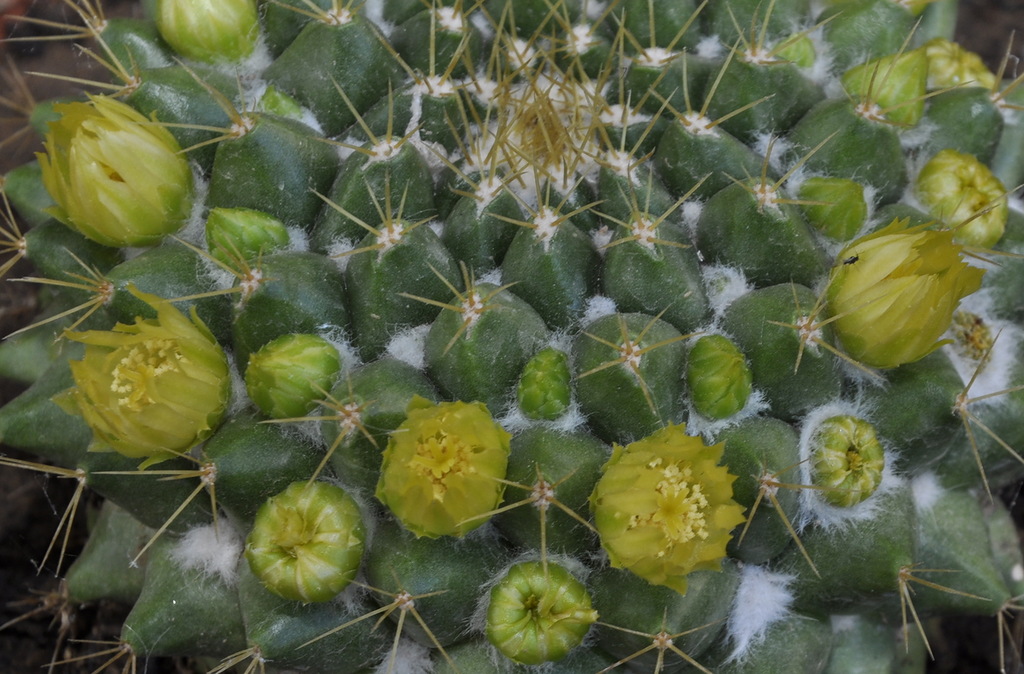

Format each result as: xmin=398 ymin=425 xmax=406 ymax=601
xmin=2 ymin=0 xmax=1024 ymax=671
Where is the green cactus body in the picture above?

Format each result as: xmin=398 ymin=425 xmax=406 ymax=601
xmin=3 ymin=0 xmax=1023 ymax=671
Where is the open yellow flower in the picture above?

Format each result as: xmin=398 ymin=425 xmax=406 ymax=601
xmin=59 ymin=288 xmax=230 ymax=466
xmin=376 ymin=396 xmax=511 ymax=538
xmin=589 ymin=425 xmax=745 ymax=594
xmin=38 ymin=96 xmax=193 ymax=248
xmin=825 ymin=218 xmax=985 ymax=369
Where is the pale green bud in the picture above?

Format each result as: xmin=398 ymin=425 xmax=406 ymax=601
xmin=38 ymin=96 xmax=193 ymax=248
xmin=825 ymin=218 xmax=985 ymax=369
xmin=811 ymin=415 xmax=885 ymax=507
xmin=916 ymin=148 xmax=1008 ymax=249
xmin=244 ymin=334 xmax=342 ymax=419
xmin=775 ymin=34 xmax=816 ymax=69
xmin=156 ymin=0 xmax=260 ymax=63
xmin=798 ymin=177 xmax=868 ymax=242
xmin=923 ymin=38 xmax=996 ymax=89
xmin=686 ymin=335 xmax=752 ymax=420
xmin=245 ymin=481 xmax=365 ymax=602
xmin=486 ymin=561 xmax=598 ymax=665
xmin=205 ymin=207 xmax=290 ymax=266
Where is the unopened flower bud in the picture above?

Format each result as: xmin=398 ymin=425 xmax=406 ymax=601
xmin=245 ymin=334 xmax=342 ymax=419
xmin=798 ymin=176 xmax=868 ymax=242
xmin=205 ymin=207 xmax=290 ymax=266
xmin=811 ymin=415 xmax=885 ymax=507
xmin=59 ymin=287 xmax=230 ymax=466
xmin=245 ymin=481 xmax=365 ymax=602
xmin=923 ymin=37 xmax=996 ymax=89
xmin=775 ymin=34 xmax=816 ymax=69
xmin=825 ymin=218 xmax=985 ymax=369
xmin=517 ymin=347 xmax=572 ymax=421
xmin=589 ymin=425 xmax=745 ymax=594
xmin=916 ymin=148 xmax=1007 ymax=249
xmin=38 ymin=96 xmax=193 ymax=248
xmin=156 ymin=0 xmax=260 ymax=63
xmin=686 ymin=335 xmax=752 ymax=420
xmin=486 ymin=561 xmax=598 ymax=665
xmin=375 ymin=396 xmax=511 ymax=538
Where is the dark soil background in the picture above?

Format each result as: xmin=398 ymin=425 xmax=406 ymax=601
xmin=2 ymin=1 xmax=1024 ymax=672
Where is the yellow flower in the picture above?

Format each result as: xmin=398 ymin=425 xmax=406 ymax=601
xmin=38 ymin=96 xmax=193 ymax=248
xmin=375 ymin=396 xmax=511 ymax=538
xmin=825 ymin=218 xmax=985 ymax=369
xmin=589 ymin=425 xmax=745 ymax=594
xmin=59 ymin=288 xmax=230 ymax=466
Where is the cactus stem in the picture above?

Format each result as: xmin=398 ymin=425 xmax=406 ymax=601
xmin=737 ymin=461 xmax=821 ymax=578
xmin=8 ymin=254 xmax=114 ymax=339
xmin=169 ymin=236 xmax=270 ymax=307
xmin=951 ymin=335 xmax=1024 ymax=496
xmin=897 ymin=563 xmax=991 ymax=658
xmin=209 ymin=646 xmax=266 ymax=674
xmin=0 ymin=457 xmax=87 ymax=577
xmin=595 ymin=613 xmax=718 ymax=674
xmin=51 ymin=638 xmax=136 ymax=674
xmin=599 ymin=176 xmax=703 ymax=252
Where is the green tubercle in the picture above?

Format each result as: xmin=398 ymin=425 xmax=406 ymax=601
xmin=244 ymin=480 xmax=365 ymax=603
xmin=485 ymin=560 xmax=598 ymax=665
xmin=810 ymin=415 xmax=885 ymax=507
xmin=517 ymin=347 xmax=572 ymax=421
xmin=375 ymin=396 xmax=511 ymax=538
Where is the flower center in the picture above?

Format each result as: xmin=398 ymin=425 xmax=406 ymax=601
xmin=629 ymin=460 xmax=709 ymax=553
xmin=410 ymin=431 xmax=475 ymax=501
xmin=110 ymin=338 xmax=184 ymax=411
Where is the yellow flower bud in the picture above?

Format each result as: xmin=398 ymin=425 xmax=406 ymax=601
xmin=156 ymin=0 xmax=260 ymax=63
xmin=59 ymin=288 xmax=231 ymax=466
xmin=375 ymin=396 xmax=511 ymax=538
xmin=923 ymin=38 xmax=996 ymax=90
xmin=825 ymin=218 xmax=985 ymax=369
xmin=916 ymin=148 xmax=1008 ymax=249
xmin=589 ymin=425 xmax=745 ymax=594
xmin=38 ymin=96 xmax=193 ymax=248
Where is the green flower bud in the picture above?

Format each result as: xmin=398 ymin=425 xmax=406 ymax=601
xmin=686 ymin=335 xmax=753 ymax=420
xmin=259 ymin=85 xmax=306 ymax=121
xmin=486 ymin=561 xmax=598 ymax=665
xmin=516 ymin=347 xmax=572 ymax=421
xmin=156 ymin=0 xmax=260 ymax=63
xmin=797 ymin=176 xmax=868 ymax=241
xmin=244 ymin=334 xmax=342 ymax=419
xmin=375 ymin=396 xmax=511 ymax=538
xmin=825 ymin=218 xmax=985 ymax=369
xmin=205 ymin=207 xmax=291 ymax=266
xmin=244 ymin=481 xmax=365 ymax=602
xmin=923 ymin=37 xmax=996 ymax=89
xmin=916 ymin=148 xmax=1008 ymax=249
xmin=60 ymin=287 xmax=230 ymax=466
xmin=810 ymin=415 xmax=885 ymax=507
xmin=589 ymin=425 xmax=746 ymax=594
xmin=38 ymin=96 xmax=193 ymax=248
xmin=841 ymin=47 xmax=928 ymax=126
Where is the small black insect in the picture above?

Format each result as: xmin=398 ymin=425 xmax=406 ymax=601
xmin=843 ymin=255 xmax=859 ymax=265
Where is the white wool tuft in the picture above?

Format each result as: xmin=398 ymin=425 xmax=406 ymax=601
xmin=285 ymin=225 xmax=310 ymax=253
xmin=477 ymin=268 xmax=504 ymax=286
xmin=725 ymin=564 xmax=796 ymax=662
xmin=178 ymin=166 xmax=210 ymax=248
xmin=941 ymin=292 xmax=1023 ymax=401
xmin=910 ymin=471 xmax=945 ymax=513
xmin=701 ymin=265 xmax=752 ymax=319
xmin=582 ymin=295 xmax=617 ymax=325
xmin=170 ymin=522 xmax=243 ymax=585
xmin=386 ymin=324 xmax=431 ymax=370
xmin=374 ymin=637 xmax=433 ymax=674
